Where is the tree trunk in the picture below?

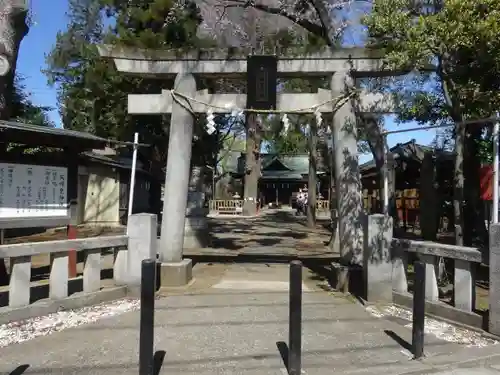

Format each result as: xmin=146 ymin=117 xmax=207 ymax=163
xmin=364 ymin=117 xmax=396 ymax=217
xmin=438 ymin=63 xmax=465 ymax=248
xmin=327 ymin=145 xmax=340 ymax=252
xmin=453 ymin=122 xmax=465 ymax=246
xmin=0 ymin=2 xmax=28 ymax=119
xmin=463 ymin=125 xmax=487 ymax=246
xmin=420 ymin=152 xmax=438 ymax=241
xmin=307 ymin=123 xmax=317 ymax=228
xmin=0 ymin=2 xmax=28 ymax=284
xmin=242 ymin=113 xmax=261 ymax=216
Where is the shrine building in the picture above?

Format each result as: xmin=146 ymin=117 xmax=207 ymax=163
xmin=217 ymin=151 xmax=330 ymax=206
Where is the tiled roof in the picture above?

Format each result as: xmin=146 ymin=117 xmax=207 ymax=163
xmin=360 ymin=141 xmax=452 ymax=172
xmin=81 ymin=151 xmax=150 ymax=174
xmin=0 ymin=120 xmax=108 ymax=148
xmin=261 ymin=170 xmax=305 ymax=180
xmin=0 ymin=120 xmax=109 ymax=150
xmin=262 ymin=154 xmax=310 ymax=174
xmin=220 ymin=152 xmax=327 ymax=179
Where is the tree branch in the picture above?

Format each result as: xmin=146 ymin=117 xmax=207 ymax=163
xmin=306 ymin=0 xmax=345 ymax=45
xmin=222 ymin=0 xmax=330 ymax=43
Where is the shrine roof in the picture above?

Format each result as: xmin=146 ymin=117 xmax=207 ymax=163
xmin=232 ymin=153 xmax=326 ymax=178
xmin=81 ymin=151 xmax=151 ymax=175
xmin=261 ymin=154 xmax=310 ymax=174
xmin=261 ymin=170 xmax=305 ymax=181
xmin=0 ymin=120 xmax=109 ymax=150
xmin=218 ymin=150 xmax=329 ymax=180
xmin=360 ymin=141 xmax=453 ymax=173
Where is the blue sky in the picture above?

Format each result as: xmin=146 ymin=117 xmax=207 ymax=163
xmin=17 ymin=0 xmax=68 ymax=127
xmin=16 ymin=0 xmax=437 ymax=162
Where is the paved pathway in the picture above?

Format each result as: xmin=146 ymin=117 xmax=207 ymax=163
xmin=1 ymin=262 xmax=500 ymax=374
xmin=187 ymin=208 xmax=336 ymax=259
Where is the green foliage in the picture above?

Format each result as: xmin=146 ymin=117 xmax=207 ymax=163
xmin=478 ymin=137 xmax=493 ymax=165
xmin=363 ymin=0 xmax=500 ymax=164
xmin=44 ymin=0 xmax=338 ymax=176
xmin=10 ymin=75 xmax=54 ymax=127
xmin=266 ymin=131 xmax=309 ymax=154
xmin=101 ymin=0 xmax=214 ymax=50
xmin=264 ymin=117 xmax=309 ymax=155
xmin=363 ymin=0 xmax=500 ymax=244
xmin=45 ymin=0 xmax=127 ymax=138
xmin=44 ymin=0 xmax=215 ymax=173
xmin=363 ymin=0 xmax=500 ymax=120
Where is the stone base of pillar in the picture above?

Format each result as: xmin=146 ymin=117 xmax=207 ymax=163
xmin=183 ymin=215 xmax=211 ymax=249
xmin=363 ymin=214 xmax=393 ymax=303
xmin=159 ymin=258 xmax=193 ymax=287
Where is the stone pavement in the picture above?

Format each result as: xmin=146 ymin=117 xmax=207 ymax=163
xmin=187 ymin=209 xmax=335 ymax=258
xmin=1 ymin=263 xmax=500 ymax=375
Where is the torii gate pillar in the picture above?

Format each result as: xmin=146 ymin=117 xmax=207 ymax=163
xmin=158 ymin=72 xmax=197 ymax=286
xmin=331 ymin=71 xmax=364 ymax=265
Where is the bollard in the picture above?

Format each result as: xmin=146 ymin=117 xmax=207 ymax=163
xmin=289 ymin=260 xmax=302 ymax=375
xmin=412 ymin=260 xmax=425 ymax=359
xmin=139 ymin=259 xmax=156 ymax=375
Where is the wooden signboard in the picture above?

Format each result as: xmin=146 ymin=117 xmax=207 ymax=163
xmin=0 ymin=163 xmax=68 ymax=219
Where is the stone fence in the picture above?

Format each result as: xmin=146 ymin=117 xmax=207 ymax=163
xmin=0 ymin=213 xmax=157 ymax=324
xmin=364 ymin=214 xmax=500 ymax=335
xmin=391 ymin=238 xmax=482 ymax=328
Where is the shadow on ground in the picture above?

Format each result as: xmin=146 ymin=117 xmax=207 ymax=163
xmin=205 ymin=209 xmax=333 ymax=252
xmin=8 ymin=364 xmax=29 ymax=375
xmin=6 ymin=351 xmax=164 ymax=375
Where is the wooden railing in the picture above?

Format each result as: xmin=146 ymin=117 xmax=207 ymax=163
xmin=209 ymin=200 xmax=243 ymax=215
xmin=391 ymin=238 xmax=482 ymax=314
xmin=1 ymin=235 xmax=128 ymax=308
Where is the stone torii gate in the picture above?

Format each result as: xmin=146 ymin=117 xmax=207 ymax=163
xmin=98 ymin=46 xmax=394 ymax=287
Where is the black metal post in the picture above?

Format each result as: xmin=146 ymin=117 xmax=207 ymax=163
xmin=412 ymin=260 xmax=425 ymax=359
xmin=139 ymin=259 xmax=156 ymax=375
xmin=289 ymin=260 xmax=302 ymax=375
